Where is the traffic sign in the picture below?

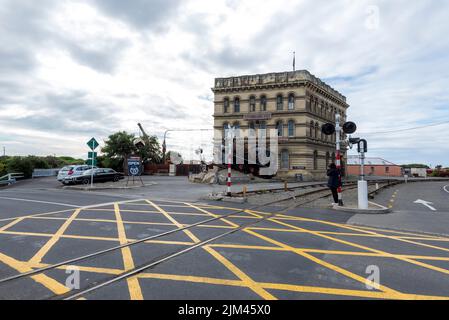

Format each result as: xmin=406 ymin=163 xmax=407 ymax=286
xmin=88 ymin=152 xmax=97 ymax=159
xmin=86 ymin=159 xmax=97 ymax=166
xmin=87 ymin=137 xmax=99 ymax=150
xmin=127 ymin=157 xmax=141 ymax=176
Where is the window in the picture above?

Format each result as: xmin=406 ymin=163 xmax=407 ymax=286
xmin=313 ymin=150 xmax=318 ymax=170
xmin=234 ymin=97 xmax=240 ymax=113
xmin=259 ymin=121 xmax=266 ymax=130
xmin=249 ymin=96 xmax=256 ymax=112
xmin=331 ymin=152 xmax=335 ymax=162
xmin=223 ymin=98 xmax=229 ymax=113
xmin=276 ymin=95 xmax=283 ymax=110
xmin=385 ymin=166 xmax=390 ymax=173
xmin=233 ymin=122 xmax=240 ymax=137
xmin=276 ymin=121 xmax=283 ymax=136
xmin=315 ymin=123 xmax=319 ymax=139
xmin=326 ymin=152 xmax=330 ymax=167
xmin=310 ymin=121 xmax=314 ymax=137
xmin=288 ymin=120 xmax=295 ymax=137
xmin=260 ymin=95 xmax=267 ymax=111
xmin=281 ymin=150 xmax=289 ymax=169
xmin=288 ymin=93 xmax=295 ymax=110
xmin=248 ymin=121 xmax=255 ymax=130
xmin=222 ymin=122 xmax=229 ymax=138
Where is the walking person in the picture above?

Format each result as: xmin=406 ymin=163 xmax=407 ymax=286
xmin=327 ymin=163 xmax=340 ymax=205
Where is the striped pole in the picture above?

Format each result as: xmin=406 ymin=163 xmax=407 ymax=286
xmin=335 ymin=114 xmax=343 ymax=206
xmin=226 ymin=125 xmax=233 ymax=197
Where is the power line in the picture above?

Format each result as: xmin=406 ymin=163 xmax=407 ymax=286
xmin=358 ymin=119 xmax=449 ymax=135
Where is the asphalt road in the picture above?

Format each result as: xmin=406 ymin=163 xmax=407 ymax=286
xmin=349 ymin=180 xmax=449 ymax=235
xmin=1 ymin=177 xmax=449 ymax=300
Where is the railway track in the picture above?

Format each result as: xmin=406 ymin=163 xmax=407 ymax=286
xmin=0 ymin=196 xmax=307 ymax=300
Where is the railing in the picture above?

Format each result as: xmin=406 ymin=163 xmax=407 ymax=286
xmin=0 ymin=172 xmax=25 ymax=185
xmin=32 ymin=168 xmax=60 ymax=178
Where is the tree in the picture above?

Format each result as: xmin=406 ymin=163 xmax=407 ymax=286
xmin=101 ymin=131 xmax=163 ymax=173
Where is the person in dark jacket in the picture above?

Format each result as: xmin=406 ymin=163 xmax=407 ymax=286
xmin=327 ymin=163 xmax=341 ymax=204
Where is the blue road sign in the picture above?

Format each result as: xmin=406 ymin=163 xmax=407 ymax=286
xmin=127 ymin=157 xmax=141 ymax=176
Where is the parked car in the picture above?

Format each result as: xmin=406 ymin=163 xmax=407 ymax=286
xmin=57 ymin=165 xmax=97 ymax=185
xmin=72 ymin=168 xmax=124 ymax=185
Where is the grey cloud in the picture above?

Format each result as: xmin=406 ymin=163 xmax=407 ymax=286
xmin=62 ymin=38 xmax=131 ymax=74
xmin=91 ymin=0 xmax=182 ymax=30
xmin=0 ymin=90 xmax=119 ymax=135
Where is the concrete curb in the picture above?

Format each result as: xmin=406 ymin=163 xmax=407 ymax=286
xmin=332 ymin=201 xmax=391 ymax=214
xmin=63 ymin=182 xmax=157 ymax=191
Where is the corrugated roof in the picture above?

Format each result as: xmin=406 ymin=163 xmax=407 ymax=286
xmin=347 ymin=155 xmax=397 ymax=166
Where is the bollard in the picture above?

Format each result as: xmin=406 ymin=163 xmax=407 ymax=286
xmin=242 ymin=185 xmax=247 ymax=197
xmin=284 ymin=181 xmax=288 ymax=192
xmin=375 ymin=183 xmax=379 ymax=190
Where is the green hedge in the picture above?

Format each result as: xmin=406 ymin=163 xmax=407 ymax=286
xmin=0 ymin=156 xmax=84 ymax=178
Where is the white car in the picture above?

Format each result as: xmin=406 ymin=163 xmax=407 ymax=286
xmin=57 ymin=165 xmax=97 ymax=185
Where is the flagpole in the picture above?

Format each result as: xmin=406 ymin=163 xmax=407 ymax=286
xmin=293 ymin=51 xmax=296 ymax=71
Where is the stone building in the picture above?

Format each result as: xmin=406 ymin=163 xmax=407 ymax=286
xmin=211 ymin=70 xmax=349 ymax=180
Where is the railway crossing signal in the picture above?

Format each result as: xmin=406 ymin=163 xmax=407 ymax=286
xmin=321 ymin=119 xmax=358 ymax=207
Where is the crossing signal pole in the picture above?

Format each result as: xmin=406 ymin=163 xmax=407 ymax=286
xmin=335 ymin=114 xmax=343 ymax=206
xmin=321 ymin=118 xmax=357 ymax=207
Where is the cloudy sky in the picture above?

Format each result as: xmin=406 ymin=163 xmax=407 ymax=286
xmin=1 ymin=0 xmax=448 ymax=166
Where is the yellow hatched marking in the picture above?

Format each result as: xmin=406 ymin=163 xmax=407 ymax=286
xmin=114 ymin=203 xmax=143 ymax=300
xmin=29 ymin=209 xmax=82 ymax=264
xmin=0 ymin=217 xmax=25 ymax=232
xmin=243 ymin=228 xmax=404 ymax=298
xmin=147 ymin=200 xmax=276 ymax=300
xmin=0 ymin=251 xmax=69 ymax=295
xmin=270 ymin=218 xmax=449 ymax=278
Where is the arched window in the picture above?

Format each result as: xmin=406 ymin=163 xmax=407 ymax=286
xmin=260 ymin=95 xmax=267 ymax=111
xmin=276 ymin=121 xmax=283 ymax=137
xmin=281 ymin=150 xmax=289 ymax=169
xmin=234 ymin=97 xmax=240 ymax=113
xmin=249 ymin=96 xmax=256 ymax=112
xmin=288 ymin=93 xmax=295 ymax=110
xmin=331 ymin=152 xmax=336 ymax=162
xmin=326 ymin=152 xmax=330 ymax=167
xmin=276 ymin=94 xmax=283 ymax=110
xmin=223 ymin=98 xmax=229 ymax=113
xmin=310 ymin=121 xmax=314 ymax=137
xmin=313 ymin=150 xmax=318 ymax=170
xmin=315 ymin=123 xmax=319 ymax=139
xmin=288 ymin=120 xmax=295 ymax=137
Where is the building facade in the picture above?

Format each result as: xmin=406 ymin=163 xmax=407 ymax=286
xmin=346 ymin=156 xmax=403 ymax=177
xmin=212 ymin=70 xmax=349 ymax=180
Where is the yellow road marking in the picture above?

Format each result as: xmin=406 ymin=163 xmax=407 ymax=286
xmin=147 ymin=200 xmax=276 ymax=300
xmin=0 ymin=217 xmax=25 ymax=232
xmin=114 ymin=203 xmax=143 ymax=300
xmin=0 ymin=251 xmax=69 ymax=295
xmin=243 ymin=228 xmax=405 ymax=298
xmin=29 ymin=208 xmax=82 ymax=264
xmin=270 ymin=218 xmax=449 ymax=278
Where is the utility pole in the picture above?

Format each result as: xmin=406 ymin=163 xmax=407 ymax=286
xmin=335 ymin=114 xmax=343 ymax=206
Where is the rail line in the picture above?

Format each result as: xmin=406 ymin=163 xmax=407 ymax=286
xmin=0 ymin=195 xmax=298 ymax=300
